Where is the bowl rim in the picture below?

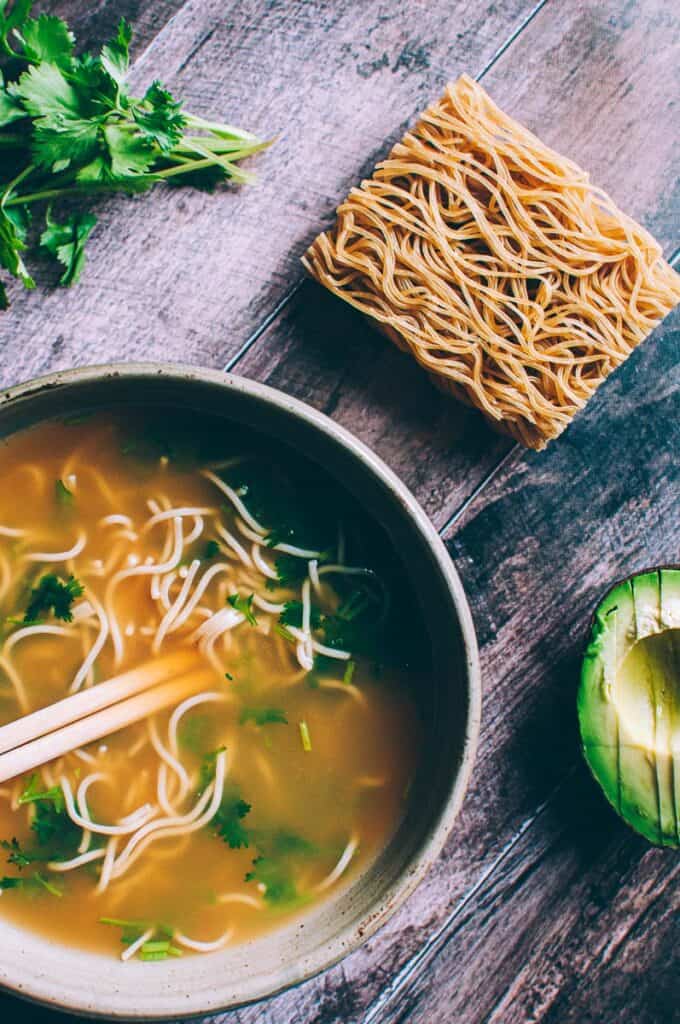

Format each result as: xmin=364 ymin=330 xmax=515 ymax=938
xmin=0 ymin=361 xmax=481 ymax=1020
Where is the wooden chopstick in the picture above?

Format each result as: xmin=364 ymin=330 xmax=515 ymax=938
xmin=0 ymin=648 xmax=201 ymax=757
xmin=0 ymin=666 xmax=212 ymax=784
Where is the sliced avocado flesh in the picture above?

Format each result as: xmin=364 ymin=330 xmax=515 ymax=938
xmin=578 ymin=568 xmax=680 ymax=847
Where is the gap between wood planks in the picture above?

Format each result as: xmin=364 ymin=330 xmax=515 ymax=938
xmin=223 ymin=159 xmax=678 ymax=1024
xmin=109 ymin=1 xmax=673 ymax=1019
xmin=204 ymin=6 xmax=678 ymax=1014
xmin=361 ymin=246 xmax=680 ymax=1024
xmin=221 ymin=0 xmax=552 ymax=376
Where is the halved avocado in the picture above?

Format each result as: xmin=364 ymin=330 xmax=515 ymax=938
xmin=578 ymin=567 xmax=680 ymax=847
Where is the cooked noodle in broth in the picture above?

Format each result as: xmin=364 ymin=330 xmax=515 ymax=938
xmin=0 ymin=412 xmax=422 ymax=961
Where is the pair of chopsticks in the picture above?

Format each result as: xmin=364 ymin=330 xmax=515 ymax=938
xmin=0 ymin=649 xmax=212 ymax=784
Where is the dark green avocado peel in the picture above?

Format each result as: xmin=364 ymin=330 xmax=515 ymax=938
xmin=578 ymin=567 xmax=680 ymax=848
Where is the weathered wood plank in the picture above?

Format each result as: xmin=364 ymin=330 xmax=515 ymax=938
xmin=36 ymin=0 xmax=186 ymax=56
xmin=204 ymin=301 xmax=677 ymax=1024
xmin=235 ymin=282 xmax=515 ymax=525
xmin=233 ymin=0 xmax=680 ymax=528
xmin=0 ymin=0 xmax=544 ymax=384
xmin=366 ymin=302 xmax=680 ymax=1022
xmin=0 ymin=3 xmax=678 ymax=1023
xmin=376 ymin=772 xmax=680 ymax=1024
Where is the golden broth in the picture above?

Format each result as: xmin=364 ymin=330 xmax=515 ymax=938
xmin=0 ymin=413 xmax=421 ymax=959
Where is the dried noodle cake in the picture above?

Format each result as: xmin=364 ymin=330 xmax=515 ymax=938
xmin=303 ymin=74 xmax=680 ymax=449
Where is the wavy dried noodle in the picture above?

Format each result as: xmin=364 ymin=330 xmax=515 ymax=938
xmin=303 ymin=74 xmax=680 ymax=449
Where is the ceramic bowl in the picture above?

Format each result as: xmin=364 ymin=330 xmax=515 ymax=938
xmin=0 ymin=363 xmax=480 ymax=1020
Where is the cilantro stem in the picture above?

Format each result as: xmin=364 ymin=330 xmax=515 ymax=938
xmin=2 ymin=164 xmax=35 ymax=204
xmin=183 ymin=113 xmax=259 ymax=141
xmin=5 ymin=143 xmax=267 ymax=207
xmin=5 ymin=188 xmax=77 ymax=207
xmin=161 ymin=157 xmax=240 ymax=179
xmin=299 ymin=720 xmax=312 ymax=752
xmin=0 ymin=12 xmax=268 ymax=304
xmin=182 ymin=141 xmax=256 ymax=184
xmin=176 ymin=137 xmax=272 ymax=157
xmin=5 ymin=180 xmax=149 ymax=206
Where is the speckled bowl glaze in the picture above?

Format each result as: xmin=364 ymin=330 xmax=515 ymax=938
xmin=0 ymin=363 xmax=481 ymax=1020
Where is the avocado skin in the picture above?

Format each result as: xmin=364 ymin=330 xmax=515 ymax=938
xmin=578 ymin=568 xmax=680 ymax=848
xmin=660 ymin=570 xmax=680 ymax=845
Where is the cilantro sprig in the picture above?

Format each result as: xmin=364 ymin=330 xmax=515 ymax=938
xmin=0 ymin=774 xmax=80 ymax=896
xmin=99 ymin=918 xmax=183 ymax=961
xmin=24 ymin=572 xmax=83 ymax=622
xmin=245 ymin=831 xmax=317 ymax=906
xmin=239 ymin=706 xmax=288 ymax=727
xmin=198 ymin=749 xmax=252 ymax=849
xmin=0 ymin=4 xmax=269 ymax=306
xmin=227 ymin=592 xmax=257 ymax=626
xmin=0 ymin=870 xmax=62 ymax=897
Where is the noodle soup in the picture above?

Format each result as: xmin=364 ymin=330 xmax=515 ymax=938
xmin=0 ymin=411 xmax=423 ymax=961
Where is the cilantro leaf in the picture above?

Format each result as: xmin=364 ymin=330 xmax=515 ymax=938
xmin=0 ymin=836 xmax=43 ymax=868
xmin=40 ymin=209 xmax=97 ymax=285
xmin=245 ymin=855 xmax=296 ymax=904
xmin=278 ymin=600 xmax=323 ymax=630
xmin=19 ymin=14 xmax=75 ymax=66
xmin=24 ymin=573 xmax=84 ymax=622
xmin=227 ymin=593 xmax=257 ymax=626
xmin=31 ymin=798 xmax=80 ymax=852
xmin=99 ymin=17 xmax=131 ymax=87
xmin=212 ymin=797 xmax=251 ymax=849
xmin=4 ymin=202 xmax=30 ymax=242
xmin=31 ymin=118 xmax=101 ymax=173
xmin=199 ymin=751 xmax=252 ymax=849
xmin=244 ymin=831 xmax=317 ymax=905
xmin=5 ymin=775 xmax=80 ymax=863
xmin=18 ymin=774 xmax=65 ymax=810
xmin=0 ymin=0 xmax=33 ymax=55
xmin=15 ymin=60 xmax=104 ymax=172
xmin=266 ymin=554 xmax=309 ymax=590
xmin=203 ymin=539 xmax=219 ymax=559
xmin=15 ymin=60 xmax=81 ymax=122
xmin=239 ymin=706 xmax=288 ymax=726
xmin=319 ymin=585 xmax=386 ymax=658
xmin=0 ymin=874 xmax=23 ymax=889
xmin=0 ymin=205 xmax=34 ymax=289
xmin=269 ymin=831 xmax=317 ymax=857
xmin=103 ymin=123 xmax=155 ymax=178
xmin=132 ymin=81 xmax=185 ymax=152
xmin=0 ymin=70 xmax=25 ymax=125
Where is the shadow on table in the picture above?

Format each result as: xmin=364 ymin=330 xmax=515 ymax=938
xmin=245 ymin=279 xmax=511 ymax=522
xmin=0 ymin=992 xmax=78 ymax=1022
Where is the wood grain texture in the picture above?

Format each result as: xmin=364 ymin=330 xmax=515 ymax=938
xmin=236 ymin=282 xmax=514 ymax=527
xmin=376 ymin=773 xmax=680 ymax=1024
xmin=37 ymin=0 xmax=186 ymax=56
xmin=0 ymin=2 xmax=678 ymax=1023
xmin=0 ymin=0 xmax=543 ymax=383
xmin=234 ymin=0 xmax=680 ymax=530
xmin=370 ymin=303 xmax=680 ymax=1023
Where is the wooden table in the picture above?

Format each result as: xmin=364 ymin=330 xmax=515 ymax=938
xmin=1 ymin=1 xmax=678 ymax=1021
